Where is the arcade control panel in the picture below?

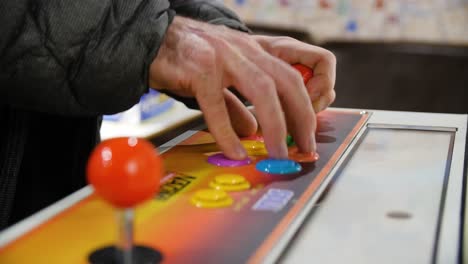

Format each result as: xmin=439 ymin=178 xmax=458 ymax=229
xmin=0 ymin=108 xmax=466 ymax=264
xmin=0 ymin=109 xmax=367 ymax=264
xmin=0 ymin=64 xmax=466 ymax=263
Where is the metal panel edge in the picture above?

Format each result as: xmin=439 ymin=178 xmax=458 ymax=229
xmin=437 ymin=115 xmax=467 ymax=264
xmin=263 ymin=111 xmax=372 ymax=264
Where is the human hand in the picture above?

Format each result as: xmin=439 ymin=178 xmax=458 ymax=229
xmin=252 ymin=35 xmax=336 ymax=113
xmin=150 ymin=17 xmax=330 ymax=160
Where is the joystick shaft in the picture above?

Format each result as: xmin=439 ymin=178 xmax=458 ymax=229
xmin=118 ymin=209 xmax=134 ymax=264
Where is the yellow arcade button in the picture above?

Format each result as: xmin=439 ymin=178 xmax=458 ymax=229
xmin=191 ymin=189 xmax=233 ymax=208
xmin=194 ymin=189 xmax=228 ymax=201
xmin=241 ymin=140 xmax=268 ymax=156
xmin=210 ymin=174 xmax=251 ymax=192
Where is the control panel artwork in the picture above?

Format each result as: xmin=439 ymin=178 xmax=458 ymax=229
xmin=0 ymin=110 xmax=368 ymax=264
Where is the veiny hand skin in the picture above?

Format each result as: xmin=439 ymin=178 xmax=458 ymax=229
xmin=150 ymin=17 xmax=336 ymax=160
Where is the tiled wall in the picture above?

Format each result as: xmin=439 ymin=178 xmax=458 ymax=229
xmin=223 ymin=0 xmax=468 ymax=44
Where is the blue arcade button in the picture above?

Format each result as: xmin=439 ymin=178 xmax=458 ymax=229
xmin=255 ymin=159 xmax=302 ymax=174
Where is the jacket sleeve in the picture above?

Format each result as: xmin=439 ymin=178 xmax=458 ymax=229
xmin=160 ymin=0 xmax=249 ymax=109
xmin=170 ymin=0 xmax=250 ymax=33
xmin=0 ymin=0 xmax=175 ymax=115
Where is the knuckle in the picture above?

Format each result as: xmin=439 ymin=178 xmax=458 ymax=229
xmin=277 ymin=36 xmax=296 ymax=43
xmin=248 ymin=38 xmax=263 ymax=50
xmin=320 ymin=77 xmax=335 ymax=97
xmin=272 ymin=37 xmax=296 ymax=49
xmin=213 ymin=37 xmax=231 ymax=50
xmin=270 ymin=41 xmax=285 ymax=51
xmin=322 ymin=50 xmax=337 ymax=65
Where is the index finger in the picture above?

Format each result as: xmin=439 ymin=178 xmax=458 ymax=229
xmin=223 ymin=57 xmax=288 ymax=159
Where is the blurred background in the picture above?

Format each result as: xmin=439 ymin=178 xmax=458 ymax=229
xmin=225 ymin=0 xmax=468 ymax=44
xmin=101 ymin=0 xmax=468 ymax=140
xmin=224 ymin=0 xmax=468 ymax=114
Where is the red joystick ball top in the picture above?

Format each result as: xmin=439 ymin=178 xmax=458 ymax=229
xmin=87 ymin=137 xmax=163 ymax=208
xmin=292 ymin=63 xmax=314 ymax=84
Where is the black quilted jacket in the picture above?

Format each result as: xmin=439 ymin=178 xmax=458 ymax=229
xmin=0 ymin=0 xmax=248 ymax=228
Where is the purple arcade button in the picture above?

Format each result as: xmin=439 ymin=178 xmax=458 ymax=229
xmin=207 ymin=153 xmax=252 ymax=167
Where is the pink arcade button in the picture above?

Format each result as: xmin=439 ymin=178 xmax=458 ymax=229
xmin=207 ymin=153 xmax=252 ymax=167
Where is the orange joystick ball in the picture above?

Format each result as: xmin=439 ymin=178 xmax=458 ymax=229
xmin=87 ymin=137 xmax=163 ymax=208
xmin=87 ymin=137 xmax=163 ymax=264
xmin=292 ymin=63 xmax=314 ymax=84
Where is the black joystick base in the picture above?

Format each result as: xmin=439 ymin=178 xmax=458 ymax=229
xmin=89 ymin=245 xmax=163 ymax=264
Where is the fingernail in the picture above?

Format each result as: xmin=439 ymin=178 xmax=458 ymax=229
xmin=236 ymin=144 xmax=248 ymax=159
xmin=311 ymin=133 xmax=317 ymax=153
